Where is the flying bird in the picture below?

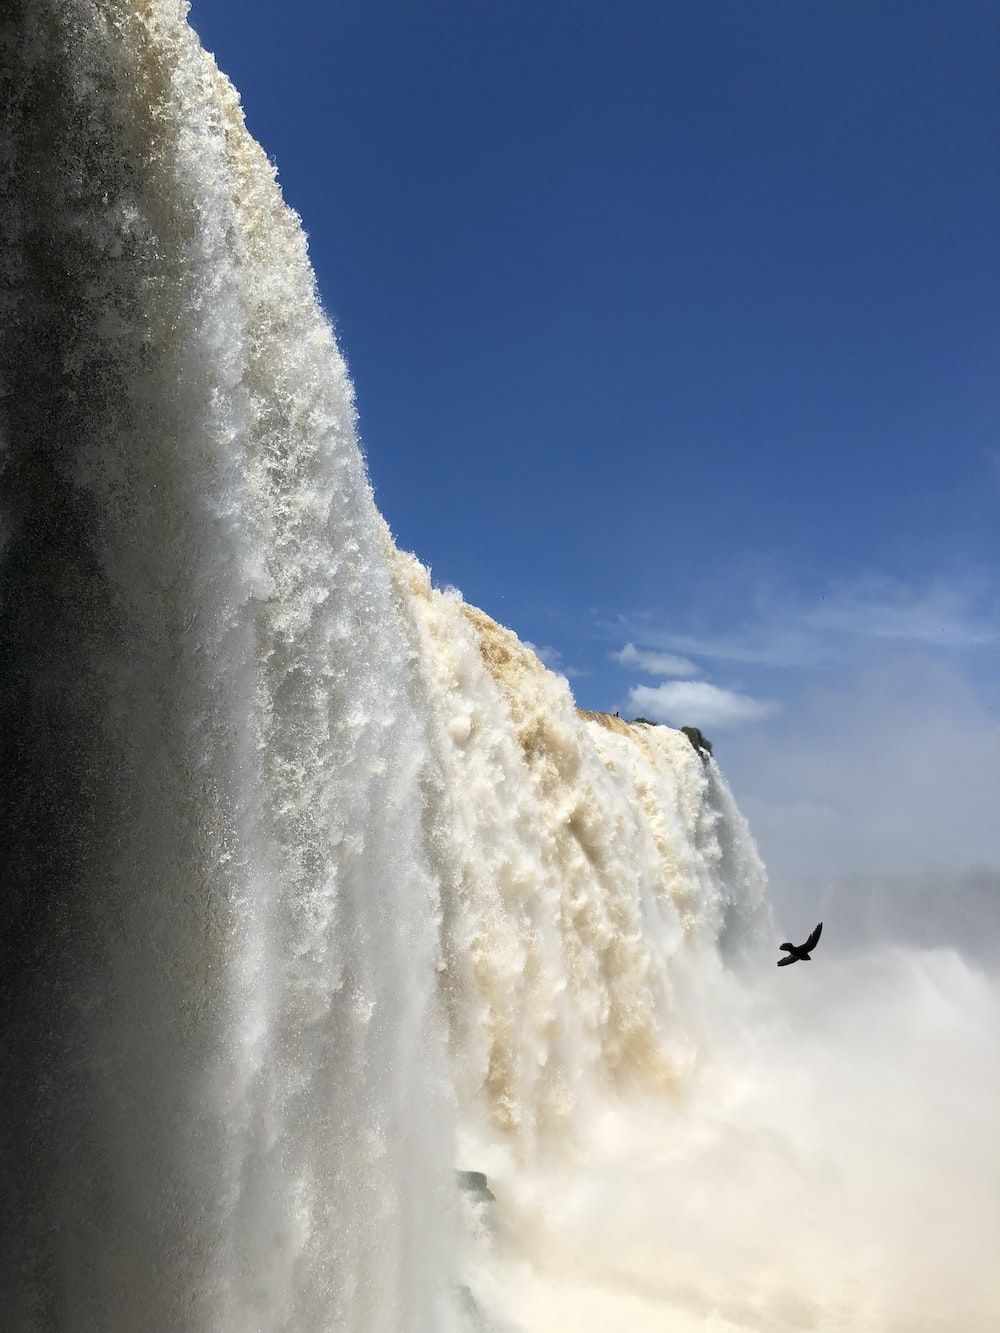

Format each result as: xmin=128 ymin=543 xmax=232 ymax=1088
xmin=776 ymin=921 xmax=823 ymax=967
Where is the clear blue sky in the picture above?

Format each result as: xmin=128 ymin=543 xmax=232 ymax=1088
xmin=189 ymin=0 xmax=1000 ymax=884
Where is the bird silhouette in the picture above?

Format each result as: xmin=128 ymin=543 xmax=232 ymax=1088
xmin=776 ymin=921 xmax=823 ymax=967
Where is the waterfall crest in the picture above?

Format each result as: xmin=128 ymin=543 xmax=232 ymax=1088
xmin=1 ymin=5 xmax=768 ymax=1329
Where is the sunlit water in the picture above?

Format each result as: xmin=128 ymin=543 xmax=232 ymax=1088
xmin=1 ymin=4 xmax=996 ymax=1330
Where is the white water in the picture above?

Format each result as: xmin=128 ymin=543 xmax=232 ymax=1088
xmin=2 ymin=4 xmax=456 ymax=1327
xmin=1 ymin=4 xmax=997 ymax=1331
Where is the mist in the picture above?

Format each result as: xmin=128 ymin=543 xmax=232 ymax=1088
xmin=468 ymin=940 xmax=1000 ymax=1332
xmin=470 ymin=639 xmax=1000 ymax=1331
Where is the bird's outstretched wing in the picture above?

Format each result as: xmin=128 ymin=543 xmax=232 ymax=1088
xmin=777 ymin=955 xmax=799 ymax=967
xmin=803 ymin=921 xmax=823 ymax=952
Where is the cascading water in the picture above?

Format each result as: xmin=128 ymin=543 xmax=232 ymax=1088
xmin=393 ymin=555 xmax=770 ymax=1156
xmin=1 ymin=4 xmax=459 ymax=1328
xmin=5 ymin=4 xmax=996 ymax=1332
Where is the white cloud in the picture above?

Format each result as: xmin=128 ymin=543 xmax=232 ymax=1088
xmin=607 ymin=570 xmax=1000 ymax=909
xmin=722 ymin=652 xmax=1000 ymax=885
xmin=804 ymin=576 xmax=998 ymax=647
xmin=524 ymin=640 xmax=560 ymax=667
xmin=647 ymin=628 xmax=819 ymax=669
xmin=615 ymin=572 xmax=1000 ymax=670
xmin=614 ymin=642 xmax=696 ymax=677
xmin=524 ymin=641 xmax=588 ymax=679
xmin=627 ymin=680 xmax=778 ymax=730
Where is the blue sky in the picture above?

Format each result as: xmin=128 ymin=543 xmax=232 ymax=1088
xmin=189 ymin=0 xmax=1000 ymax=886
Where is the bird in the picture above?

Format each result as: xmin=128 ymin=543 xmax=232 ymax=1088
xmin=777 ymin=921 xmax=823 ymax=967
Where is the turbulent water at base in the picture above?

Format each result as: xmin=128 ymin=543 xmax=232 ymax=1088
xmin=3 ymin=5 xmax=998 ymax=1332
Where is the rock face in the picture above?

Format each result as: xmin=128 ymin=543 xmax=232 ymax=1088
xmin=456 ymin=1170 xmax=497 ymax=1203
xmin=681 ymin=726 xmax=714 ymax=758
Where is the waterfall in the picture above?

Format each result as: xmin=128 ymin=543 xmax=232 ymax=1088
xmin=394 ymin=554 xmax=769 ymax=1161
xmin=1 ymin=3 xmax=460 ymax=1327
xmin=1 ymin=4 xmax=781 ymax=1331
